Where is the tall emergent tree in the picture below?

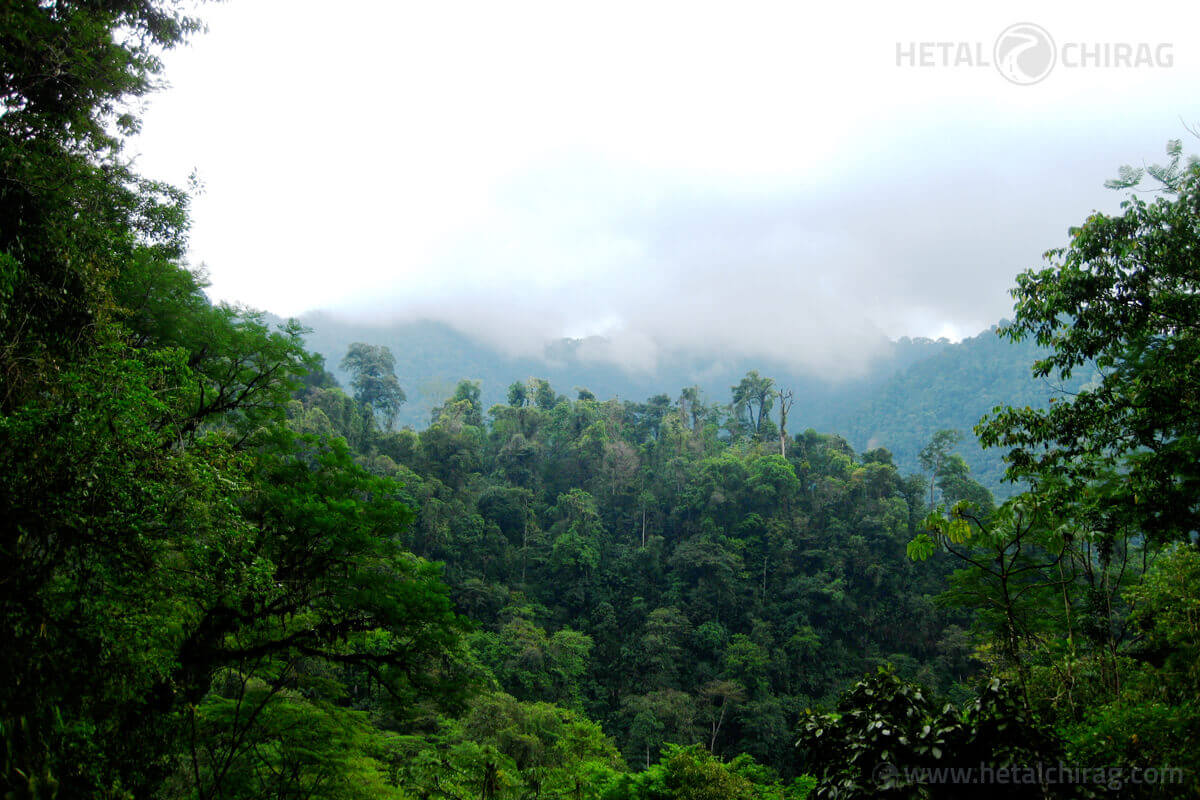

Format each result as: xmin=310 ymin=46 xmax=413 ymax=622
xmin=917 ymin=429 xmax=961 ymax=508
xmin=731 ymin=371 xmax=774 ymax=441
xmin=776 ymin=387 xmax=795 ymax=456
xmin=341 ymin=342 xmax=406 ymax=430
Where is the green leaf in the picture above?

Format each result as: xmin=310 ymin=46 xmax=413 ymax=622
xmin=906 ymin=534 xmax=936 ymax=561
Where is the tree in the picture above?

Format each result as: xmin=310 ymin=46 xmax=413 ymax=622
xmin=907 ymin=495 xmax=1071 ymax=710
xmin=731 ymin=372 xmax=774 ymax=441
xmin=1 ymin=0 xmax=207 ymax=408
xmin=1 ymin=1 xmax=201 ymax=151
xmin=678 ymin=386 xmax=710 ymax=433
xmin=0 ymin=6 xmax=482 ymax=793
xmin=917 ymin=429 xmax=961 ymax=508
xmin=473 ymin=611 xmax=593 ymax=709
xmin=340 ymin=342 xmax=405 ymax=430
xmin=183 ymin=665 xmax=405 ymax=800
xmin=776 ymin=388 xmax=795 ymax=456
xmin=621 ymin=691 xmax=700 ymax=769
xmin=0 ymin=337 xmax=471 ymax=797
xmin=431 ymin=379 xmax=484 ymax=429
xmin=548 ymin=489 xmax=603 ymax=608
xmin=641 ymin=607 xmax=694 ymax=688
xmin=797 ymin=668 xmax=1084 ymax=800
xmin=391 ymin=692 xmax=624 ymax=800
xmin=699 ymin=679 xmax=746 ymax=754
xmin=530 ymin=377 xmax=558 ymax=411
xmin=934 ymin=453 xmax=994 ymax=516
xmin=977 ymin=143 xmax=1200 ymax=542
xmin=603 ymin=743 xmax=762 ymax=800
xmin=507 ymin=380 xmax=529 ymax=407
xmin=1063 ymin=546 xmax=1200 ymax=795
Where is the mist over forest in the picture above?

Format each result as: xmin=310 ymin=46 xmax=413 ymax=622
xmin=287 ymin=312 xmax=1094 ymax=495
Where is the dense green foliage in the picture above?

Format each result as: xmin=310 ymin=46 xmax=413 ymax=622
xmin=1 ymin=4 xmax=471 ymax=796
xmin=897 ymin=144 xmax=1200 ymax=798
xmin=291 ymin=373 xmax=974 ymax=772
xmin=979 ymin=140 xmax=1200 ymax=540
xmin=2 ymin=4 xmax=1198 ymax=799
xmin=798 ymin=669 xmax=1086 ymax=799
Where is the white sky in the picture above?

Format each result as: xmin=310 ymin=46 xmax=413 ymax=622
xmin=132 ymin=0 xmax=1200 ymax=373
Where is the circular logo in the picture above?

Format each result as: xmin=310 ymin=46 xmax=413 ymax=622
xmin=994 ymin=23 xmax=1056 ymax=85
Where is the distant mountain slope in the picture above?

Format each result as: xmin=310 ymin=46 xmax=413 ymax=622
xmin=293 ymin=312 xmax=954 ymax=431
xmin=290 ymin=313 xmax=1085 ymax=494
xmin=832 ymin=326 xmax=1095 ymax=495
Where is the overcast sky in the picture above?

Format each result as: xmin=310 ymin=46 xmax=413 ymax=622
xmin=132 ymin=0 xmax=1200 ymax=376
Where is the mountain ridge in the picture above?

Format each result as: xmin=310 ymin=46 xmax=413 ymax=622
xmin=284 ymin=312 xmax=1085 ymax=493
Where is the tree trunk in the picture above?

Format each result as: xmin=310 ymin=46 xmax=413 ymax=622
xmin=777 ymin=388 xmax=794 ymax=456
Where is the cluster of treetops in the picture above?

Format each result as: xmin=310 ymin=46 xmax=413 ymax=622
xmin=1 ymin=2 xmax=1198 ymax=797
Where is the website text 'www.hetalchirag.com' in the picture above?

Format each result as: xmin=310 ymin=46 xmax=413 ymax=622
xmin=874 ymin=761 xmax=1188 ymax=792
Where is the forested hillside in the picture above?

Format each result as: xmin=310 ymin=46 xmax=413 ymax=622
xmin=296 ymin=315 xmax=1089 ymax=495
xmin=290 ymin=363 xmax=976 ymax=775
xmin=831 ymin=326 xmax=1098 ymax=494
xmin=293 ymin=312 xmax=954 ymax=437
xmin=2 ymin=4 xmax=1198 ymax=799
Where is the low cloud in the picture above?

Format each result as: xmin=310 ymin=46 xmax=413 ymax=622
xmin=334 ymin=126 xmax=1161 ymax=379
xmin=135 ymin=1 xmax=1199 ymax=375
